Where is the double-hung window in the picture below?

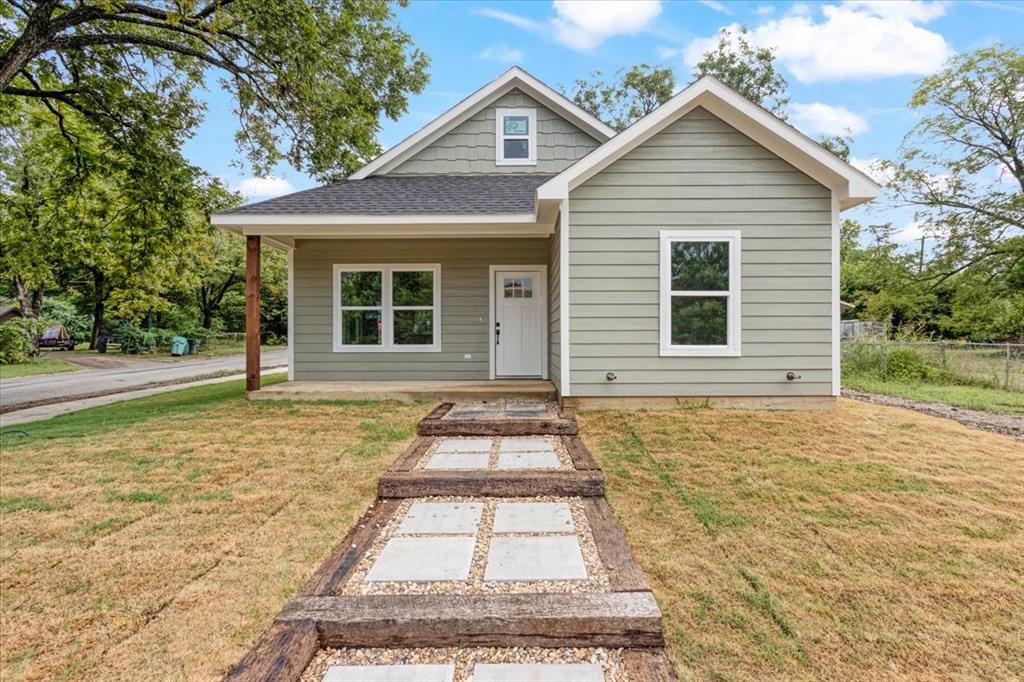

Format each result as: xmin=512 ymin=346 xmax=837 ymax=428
xmin=333 ymin=264 xmax=441 ymax=352
xmin=659 ymin=230 xmax=741 ymax=356
xmin=495 ymin=107 xmax=536 ymax=165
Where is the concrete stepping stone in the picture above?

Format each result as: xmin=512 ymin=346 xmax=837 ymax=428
xmin=505 ymin=403 xmax=549 ymax=418
xmin=498 ymin=436 xmax=557 ymax=452
xmin=495 ymin=451 xmax=561 ymax=470
xmin=448 ymin=404 xmax=501 ymax=419
xmin=471 ymin=662 xmax=604 ymax=682
xmin=435 ymin=438 xmax=493 ymax=454
xmin=484 ymin=536 xmax=588 ymax=581
xmin=366 ymin=536 xmax=475 ymax=582
xmin=323 ymin=664 xmax=455 ymax=682
xmin=397 ymin=502 xmax=483 ymax=535
xmin=493 ymin=502 xmax=575 ymax=533
xmin=423 ymin=452 xmax=491 ymax=470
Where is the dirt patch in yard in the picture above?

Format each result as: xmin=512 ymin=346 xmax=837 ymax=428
xmin=843 ymin=387 xmax=1024 ymax=441
xmin=582 ymin=399 xmax=1023 ymax=681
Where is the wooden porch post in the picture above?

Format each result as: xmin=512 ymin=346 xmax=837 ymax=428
xmin=245 ymin=235 xmax=261 ymax=392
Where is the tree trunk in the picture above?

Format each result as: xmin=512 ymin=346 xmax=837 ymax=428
xmin=202 ymin=306 xmax=215 ymax=329
xmin=12 ymin=276 xmax=43 ymax=319
xmin=89 ymin=270 xmax=106 ymax=350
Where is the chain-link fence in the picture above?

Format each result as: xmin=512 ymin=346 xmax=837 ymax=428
xmin=842 ymin=340 xmax=1024 ymax=392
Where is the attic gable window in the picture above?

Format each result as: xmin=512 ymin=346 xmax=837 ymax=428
xmin=495 ymin=107 xmax=536 ymax=165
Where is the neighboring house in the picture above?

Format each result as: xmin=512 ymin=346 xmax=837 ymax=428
xmin=212 ymin=68 xmax=878 ymax=407
xmin=0 ymin=304 xmax=24 ymax=325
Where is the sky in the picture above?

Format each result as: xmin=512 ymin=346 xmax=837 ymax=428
xmin=181 ymin=0 xmax=1024 ymax=246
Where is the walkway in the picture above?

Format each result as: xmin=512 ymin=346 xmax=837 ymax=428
xmin=226 ymin=400 xmax=674 ymax=682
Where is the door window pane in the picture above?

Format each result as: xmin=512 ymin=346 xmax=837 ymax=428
xmin=393 ymin=271 xmax=433 ymax=306
xmin=670 ymin=241 xmax=729 ymax=291
xmin=671 ymin=297 xmax=727 ymax=346
xmin=342 ymin=309 xmax=382 ymax=345
xmin=394 ymin=309 xmax=434 ymax=345
xmin=339 ymin=271 xmax=382 ymax=306
xmin=503 ymin=139 xmax=529 ymax=159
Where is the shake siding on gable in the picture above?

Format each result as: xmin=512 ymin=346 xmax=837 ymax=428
xmin=567 ymin=107 xmax=834 ymax=397
xmin=388 ymin=90 xmax=600 ymax=175
xmin=292 ymin=237 xmax=548 ymax=381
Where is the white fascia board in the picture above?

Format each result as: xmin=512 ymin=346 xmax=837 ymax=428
xmin=235 ymin=223 xmax=553 ymax=239
xmin=211 ymin=212 xmax=537 ymax=226
xmin=350 ymin=67 xmax=615 ymax=180
xmin=537 ymin=76 xmax=881 ymax=205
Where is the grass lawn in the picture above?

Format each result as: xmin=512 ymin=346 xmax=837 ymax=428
xmin=844 ymin=374 xmax=1024 ymax=415
xmin=581 ymin=401 xmax=1023 ymax=680
xmin=2 ymin=386 xmax=1021 ymax=681
xmin=0 ymin=376 xmax=426 ymax=681
xmin=0 ymin=355 xmax=81 ymax=380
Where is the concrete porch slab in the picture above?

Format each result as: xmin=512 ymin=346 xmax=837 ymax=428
xmin=249 ymin=380 xmax=556 ymax=403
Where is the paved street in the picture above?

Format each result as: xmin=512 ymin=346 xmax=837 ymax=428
xmin=1 ymin=350 xmax=288 ymax=412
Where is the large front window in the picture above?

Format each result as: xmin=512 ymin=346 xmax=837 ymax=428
xmin=659 ymin=231 xmax=741 ymax=356
xmin=333 ymin=264 xmax=440 ymax=352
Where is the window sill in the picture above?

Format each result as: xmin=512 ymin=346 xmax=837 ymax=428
xmin=660 ymin=346 xmax=741 ymax=357
xmin=333 ymin=345 xmax=442 ymax=353
xmin=495 ymin=158 xmax=537 ymax=166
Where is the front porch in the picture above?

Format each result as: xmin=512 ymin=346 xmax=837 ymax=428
xmin=249 ymin=379 xmax=557 ymax=403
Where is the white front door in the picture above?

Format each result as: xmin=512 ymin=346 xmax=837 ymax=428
xmin=494 ymin=269 xmax=545 ymax=377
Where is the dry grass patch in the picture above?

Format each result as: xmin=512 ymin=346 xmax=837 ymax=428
xmin=0 ymin=379 xmax=425 ymax=681
xmin=580 ymin=399 xmax=1023 ymax=681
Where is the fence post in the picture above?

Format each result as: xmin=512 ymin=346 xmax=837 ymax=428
xmin=1005 ymin=344 xmax=1011 ymax=390
xmin=880 ymin=338 xmax=888 ymax=381
xmin=939 ymin=341 xmax=946 ymax=370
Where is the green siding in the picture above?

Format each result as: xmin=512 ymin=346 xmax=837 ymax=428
xmin=389 ymin=90 xmax=600 ymax=175
xmin=549 ymin=214 xmax=562 ymax=392
xmin=292 ymin=238 xmax=548 ymax=380
xmin=567 ymin=107 xmax=835 ymax=397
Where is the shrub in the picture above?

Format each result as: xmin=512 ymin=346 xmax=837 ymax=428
xmin=0 ymin=321 xmax=36 ymax=364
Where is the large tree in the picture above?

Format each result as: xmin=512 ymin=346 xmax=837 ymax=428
xmin=692 ymin=26 xmax=789 ymax=117
xmin=566 ymin=64 xmax=675 ymax=131
xmin=0 ymin=0 xmax=429 ymax=180
xmin=884 ymin=45 xmax=1023 ymax=289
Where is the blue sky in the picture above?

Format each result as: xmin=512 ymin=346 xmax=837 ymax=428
xmin=182 ymin=0 xmax=1023 ymax=244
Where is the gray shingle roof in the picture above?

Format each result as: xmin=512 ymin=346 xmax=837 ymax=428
xmin=220 ymin=174 xmax=554 ymax=216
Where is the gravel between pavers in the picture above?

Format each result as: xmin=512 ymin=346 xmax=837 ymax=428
xmin=301 ymin=646 xmax=625 ymax=682
xmin=338 ymin=496 xmax=610 ymax=596
xmin=413 ymin=436 xmax=572 ymax=470
xmin=843 ymin=388 xmax=1024 ymax=441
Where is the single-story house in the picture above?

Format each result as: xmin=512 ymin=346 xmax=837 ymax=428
xmin=211 ymin=67 xmax=878 ymax=408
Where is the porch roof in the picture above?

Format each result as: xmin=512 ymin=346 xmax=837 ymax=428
xmin=218 ymin=174 xmax=555 ymax=217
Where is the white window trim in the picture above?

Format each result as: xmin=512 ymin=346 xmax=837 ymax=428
xmin=659 ymin=230 xmax=741 ymax=357
xmin=495 ymin=107 xmax=537 ymax=166
xmin=332 ymin=263 xmax=441 ymax=353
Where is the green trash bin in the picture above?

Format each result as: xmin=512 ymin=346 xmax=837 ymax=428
xmin=170 ymin=336 xmax=189 ymax=357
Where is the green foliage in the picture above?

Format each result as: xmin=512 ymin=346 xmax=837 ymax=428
xmin=0 ymin=0 xmax=429 ymax=182
xmin=41 ymin=297 xmax=90 ymax=343
xmin=0 ymin=320 xmax=35 ymax=364
xmin=692 ymin=26 xmax=790 ymax=117
xmin=565 ymin=64 xmax=676 ymax=131
xmin=818 ymin=130 xmax=853 ymax=161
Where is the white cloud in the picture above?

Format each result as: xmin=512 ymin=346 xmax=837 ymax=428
xmin=476 ymin=8 xmax=544 ymax=33
xmin=479 ymin=44 xmax=524 ymax=63
xmin=790 ymin=102 xmax=869 ymax=136
xmin=755 ymin=5 xmax=775 ymax=15
xmin=551 ymin=0 xmax=662 ymax=51
xmin=682 ymin=1 xmax=954 ymax=82
xmin=893 ymin=220 xmax=946 ymax=243
xmin=850 ymin=156 xmax=894 ymax=185
xmin=233 ymin=176 xmax=295 ymax=200
xmin=697 ymin=0 xmax=733 ymax=14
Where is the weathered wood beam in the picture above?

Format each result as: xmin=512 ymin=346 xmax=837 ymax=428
xmin=277 ymin=592 xmax=664 ymax=648
xmin=222 ymin=619 xmax=318 ymax=682
xmin=378 ymin=469 xmax=605 ymax=498
xmin=245 ymin=235 xmax=261 ymax=392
